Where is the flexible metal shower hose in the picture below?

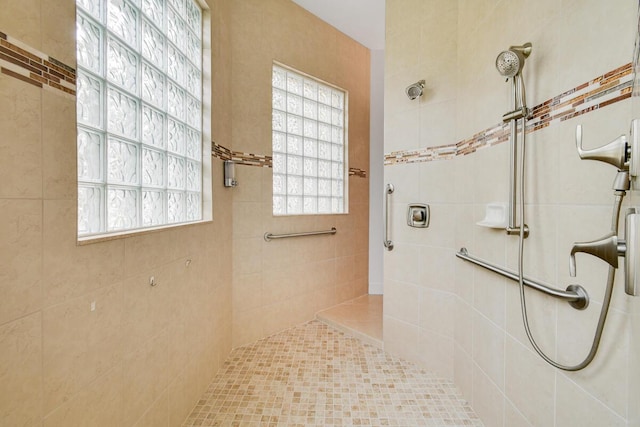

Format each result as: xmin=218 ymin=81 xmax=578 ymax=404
xmin=515 ymin=116 xmax=623 ymax=371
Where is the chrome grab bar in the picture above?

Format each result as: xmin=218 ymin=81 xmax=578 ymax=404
xmin=456 ymin=248 xmax=589 ymax=310
xmin=264 ymin=227 xmax=337 ymax=242
xmin=384 ymin=183 xmax=394 ymax=251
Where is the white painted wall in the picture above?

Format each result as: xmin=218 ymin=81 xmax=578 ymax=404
xmin=369 ymin=49 xmax=385 ymax=294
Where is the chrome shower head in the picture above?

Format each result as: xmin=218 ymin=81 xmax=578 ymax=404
xmin=496 ymin=43 xmax=532 ymax=78
xmin=406 ymin=80 xmax=425 ymax=100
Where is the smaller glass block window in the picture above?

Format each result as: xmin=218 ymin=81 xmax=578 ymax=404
xmin=272 ymin=64 xmax=348 ymax=215
xmin=76 ymin=0 xmax=203 ymax=238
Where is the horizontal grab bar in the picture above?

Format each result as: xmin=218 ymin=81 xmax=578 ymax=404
xmin=264 ymin=227 xmax=337 ymax=242
xmin=455 ymin=248 xmax=589 ymax=310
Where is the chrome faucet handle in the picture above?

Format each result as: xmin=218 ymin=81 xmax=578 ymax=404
xmin=569 ymin=232 xmax=619 ymax=277
xmin=576 ymin=125 xmax=628 ymax=171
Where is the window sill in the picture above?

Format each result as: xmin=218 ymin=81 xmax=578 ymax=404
xmin=76 ymin=218 xmax=213 ymax=246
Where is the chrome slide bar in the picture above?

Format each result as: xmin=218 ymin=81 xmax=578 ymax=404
xmin=264 ymin=227 xmax=337 ymax=242
xmin=456 ymin=248 xmax=589 ymax=309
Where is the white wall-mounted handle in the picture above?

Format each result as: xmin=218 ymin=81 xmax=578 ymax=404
xmin=384 ymin=183 xmax=394 ymax=251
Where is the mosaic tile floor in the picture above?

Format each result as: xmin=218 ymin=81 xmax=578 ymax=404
xmin=183 ymin=321 xmax=482 ymax=427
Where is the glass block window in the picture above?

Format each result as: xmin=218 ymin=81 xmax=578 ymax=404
xmin=272 ymin=64 xmax=348 ymax=215
xmin=76 ymin=0 xmax=204 ymax=238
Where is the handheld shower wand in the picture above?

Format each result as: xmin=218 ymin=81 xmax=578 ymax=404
xmin=496 ymin=43 xmax=532 ymax=78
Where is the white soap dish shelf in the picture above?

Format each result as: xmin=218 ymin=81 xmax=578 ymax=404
xmin=477 ymin=202 xmax=508 ymax=228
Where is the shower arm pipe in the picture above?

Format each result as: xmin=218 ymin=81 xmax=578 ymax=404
xmin=455 ymin=248 xmax=589 ymax=309
xmin=384 ymin=183 xmax=394 ymax=250
xmin=264 ymin=227 xmax=337 ymax=242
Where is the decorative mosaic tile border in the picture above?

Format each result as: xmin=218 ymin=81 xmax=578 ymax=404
xmin=0 ymin=31 xmax=76 ymax=96
xmin=348 ymin=167 xmax=367 ymax=178
xmin=386 ymin=62 xmax=634 ymax=165
xmin=212 ymin=141 xmax=273 ymax=167
xmin=212 ymin=142 xmax=368 ymax=178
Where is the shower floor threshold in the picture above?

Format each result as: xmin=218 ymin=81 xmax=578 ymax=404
xmin=315 ymin=294 xmax=383 ymax=348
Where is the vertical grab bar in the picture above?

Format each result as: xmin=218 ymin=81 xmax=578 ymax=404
xmin=384 ymin=183 xmax=394 ymax=251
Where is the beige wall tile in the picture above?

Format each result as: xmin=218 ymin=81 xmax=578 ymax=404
xmin=0 ymin=0 xmax=41 ymax=48
xmin=0 ymin=313 xmax=42 ymax=426
xmin=503 ymin=399 xmax=534 ymax=427
xmin=43 ymin=365 xmax=124 ymax=427
xmin=232 ymin=201 xmax=265 ymax=239
xmin=260 ymin=236 xmax=292 ymax=271
xmin=384 ymin=280 xmax=420 ymax=325
xmin=384 ymin=243 xmax=421 ymax=284
xmin=454 ymin=298 xmax=473 ymax=356
xmin=262 ymin=267 xmax=296 ymax=306
xmin=470 ymin=144 xmax=510 ymax=206
xmin=288 ymin=292 xmax=317 ymax=327
xmin=630 ymin=300 xmax=640 ymax=427
xmin=133 ymin=391 xmax=169 ymax=427
xmin=168 ymin=364 xmax=198 ymax=427
xmin=261 ymin=299 xmax=293 ymax=337
xmin=471 ymin=311 xmax=505 ymax=390
xmin=42 ymin=90 xmax=77 ymax=200
xmin=42 ymin=199 xmax=125 ymax=306
xmin=233 ymin=237 xmax=262 ymax=275
xmin=232 ymin=272 xmax=263 ymax=312
xmin=307 ymin=259 xmax=337 ymax=291
xmin=417 ymin=329 xmax=454 ymax=378
xmin=335 ymin=255 xmax=357 ymax=284
xmin=418 ymin=100 xmax=457 ymax=148
xmin=335 ymin=281 xmax=358 ymax=303
xmin=472 ymin=364 xmax=505 ymax=427
xmin=123 ymin=332 xmax=169 ymax=426
xmin=167 ymin=320 xmax=190 ymax=382
xmin=558 ymin=307 xmax=629 ymax=417
xmin=123 ymin=229 xmax=183 ymax=277
xmin=419 ymin=288 xmax=455 ymax=337
xmin=313 ymin=286 xmax=338 ymax=313
xmin=0 ymin=199 xmax=42 ymax=325
xmin=556 ymin=374 xmax=625 ymax=427
xmin=0 ymin=75 xmax=42 ymax=198
xmin=417 ymin=246 xmax=454 ymax=292
xmin=453 ymin=343 xmax=473 ymax=405
xmin=233 ymin=165 xmax=264 ymax=202
xmin=454 ymin=259 xmax=474 ymax=305
xmin=383 ymin=315 xmax=421 ymax=365
xmin=43 ymin=283 xmax=124 ymax=413
xmin=473 ymin=269 xmax=506 ymax=328
xmin=505 ymin=337 xmax=556 ymax=427
xmin=232 ymin=307 xmax=264 ymax=348
xmin=41 ymin=0 xmax=77 ymax=67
